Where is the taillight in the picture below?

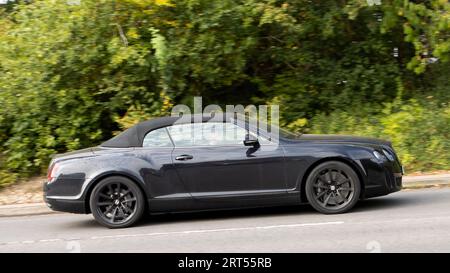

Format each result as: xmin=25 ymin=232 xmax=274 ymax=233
xmin=47 ymin=163 xmax=59 ymax=182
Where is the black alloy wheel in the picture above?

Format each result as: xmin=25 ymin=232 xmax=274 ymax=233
xmin=305 ymin=161 xmax=361 ymax=214
xmin=90 ymin=176 xmax=145 ymax=228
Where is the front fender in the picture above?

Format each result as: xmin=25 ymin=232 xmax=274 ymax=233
xmin=282 ymin=143 xmax=375 ymax=192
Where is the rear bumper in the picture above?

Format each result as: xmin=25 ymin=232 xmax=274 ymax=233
xmin=44 ymin=197 xmax=87 ymax=214
xmin=43 ymin=182 xmax=87 ymax=214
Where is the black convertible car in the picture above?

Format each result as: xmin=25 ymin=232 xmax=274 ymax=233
xmin=44 ymin=114 xmax=403 ymax=228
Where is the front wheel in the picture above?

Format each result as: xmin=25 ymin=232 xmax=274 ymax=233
xmin=305 ymin=161 xmax=361 ymax=214
xmin=89 ymin=176 xmax=145 ymax=228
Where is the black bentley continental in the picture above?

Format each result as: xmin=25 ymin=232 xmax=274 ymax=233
xmin=44 ymin=114 xmax=403 ymax=228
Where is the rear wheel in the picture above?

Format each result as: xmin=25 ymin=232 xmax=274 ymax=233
xmin=305 ymin=161 xmax=361 ymax=214
xmin=89 ymin=176 xmax=145 ymax=228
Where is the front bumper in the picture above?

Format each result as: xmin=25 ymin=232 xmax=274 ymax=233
xmin=361 ymin=155 xmax=403 ymax=198
xmin=384 ymin=169 xmax=403 ymax=192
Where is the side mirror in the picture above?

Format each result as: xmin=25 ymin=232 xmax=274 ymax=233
xmin=243 ymin=134 xmax=259 ymax=147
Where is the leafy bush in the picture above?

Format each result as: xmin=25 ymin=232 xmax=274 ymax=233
xmin=0 ymin=0 xmax=449 ymax=181
xmin=0 ymin=0 xmax=165 ymax=175
xmin=0 ymin=170 xmax=18 ymax=188
xmin=0 ymin=154 xmax=15 ymax=188
xmin=308 ymin=99 xmax=450 ymax=172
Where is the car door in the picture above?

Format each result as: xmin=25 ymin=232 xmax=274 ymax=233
xmin=167 ymin=122 xmax=287 ymax=204
xmin=136 ymin=127 xmax=193 ymax=212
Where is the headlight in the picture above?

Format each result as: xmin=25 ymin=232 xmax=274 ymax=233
xmin=382 ymin=149 xmax=395 ymax=161
xmin=373 ymin=150 xmax=385 ymax=161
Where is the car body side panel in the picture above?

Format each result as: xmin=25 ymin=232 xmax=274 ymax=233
xmin=132 ymin=147 xmax=189 ymax=199
xmin=281 ymin=142 xmax=373 ymax=190
xmin=171 ymin=145 xmax=287 ymax=197
xmin=146 ymin=144 xmax=289 ymax=213
xmin=44 ymin=137 xmax=402 ymax=215
xmin=46 ymin=147 xmax=189 ymax=203
xmin=280 ymin=140 xmax=401 ymax=200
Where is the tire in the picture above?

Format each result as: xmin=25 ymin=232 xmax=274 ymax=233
xmin=89 ymin=176 xmax=145 ymax=228
xmin=305 ymin=161 xmax=361 ymax=214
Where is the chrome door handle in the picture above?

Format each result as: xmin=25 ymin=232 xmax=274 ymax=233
xmin=175 ymin=154 xmax=194 ymax=161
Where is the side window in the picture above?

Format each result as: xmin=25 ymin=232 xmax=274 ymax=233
xmin=214 ymin=123 xmax=247 ymax=145
xmin=167 ymin=122 xmax=250 ymax=147
xmin=232 ymin=122 xmax=273 ymax=145
xmin=142 ymin=127 xmax=173 ymax=148
xmin=166 ymin=123 xmax=196 ymax=146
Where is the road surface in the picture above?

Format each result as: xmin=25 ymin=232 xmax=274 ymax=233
xmin=1 ymin=187 xmax=450 ymax=252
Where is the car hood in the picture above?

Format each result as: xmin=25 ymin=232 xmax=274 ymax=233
xmin=295 ymin=134 xmax=392 ymax=147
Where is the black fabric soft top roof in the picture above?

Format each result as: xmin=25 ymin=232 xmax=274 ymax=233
xmin=100 ymin=113 xmax=239 ymax=148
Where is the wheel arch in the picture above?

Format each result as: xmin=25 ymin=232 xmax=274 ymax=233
xmin=299 ymin=157 xmax=366 ymax=203
xmin=84 ymin=172 xmax=149 ymax=214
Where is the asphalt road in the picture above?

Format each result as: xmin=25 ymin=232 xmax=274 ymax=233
xmin=1 ymin=187 xmax=450 ymax=253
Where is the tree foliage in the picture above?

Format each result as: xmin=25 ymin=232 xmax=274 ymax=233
xmin=0 ymin=0 xmax=449 ymax=177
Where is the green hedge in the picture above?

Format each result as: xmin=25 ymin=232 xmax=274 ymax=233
xmin=0 ymin=0 xmax=449 ymax=187
xmin=308 ymin=99 xmax=450 ymax=172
